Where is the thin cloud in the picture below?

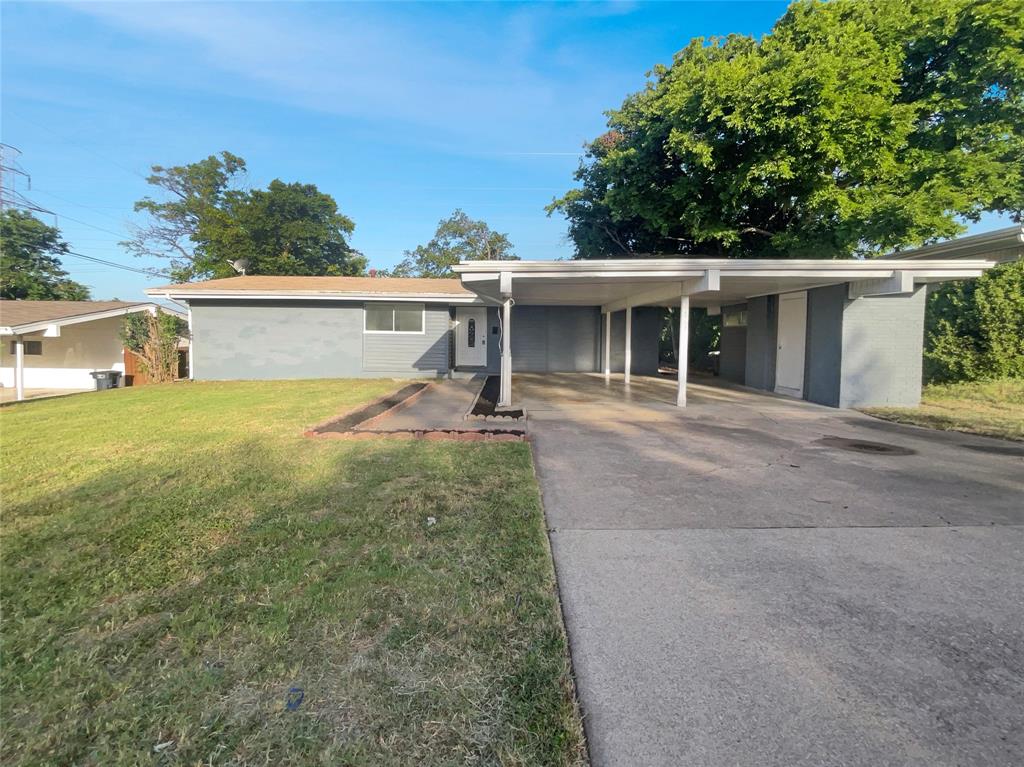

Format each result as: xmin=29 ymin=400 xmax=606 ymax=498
xmin=59 ymin=1 xmax=597 ymax=151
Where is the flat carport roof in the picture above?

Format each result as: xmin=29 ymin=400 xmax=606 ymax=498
xmin=452 ymin=229 xmax=1023 ymax=409
xmin=452 ymin=256 xmax=994 ymax=309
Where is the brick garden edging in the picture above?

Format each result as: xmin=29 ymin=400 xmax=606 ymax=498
xmin=304 ymin=381 xmax=434 ymax=436
xmin=304 ymin=381 xmax=528 ymax=442
xmin=307 ymin=428 xmax=527 ymax=442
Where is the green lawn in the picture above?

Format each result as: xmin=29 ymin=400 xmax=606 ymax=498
xmin=863 ymin=378 xmax=1024 ymax=441
xmin=0 ymin=381 xmax=585 ymax=766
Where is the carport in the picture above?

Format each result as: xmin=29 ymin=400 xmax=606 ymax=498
xmin=452 ymin=242 xmax=1005 ymax=410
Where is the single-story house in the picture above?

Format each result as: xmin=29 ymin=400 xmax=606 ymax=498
xmin=0 ymin=300 xmax=187 ymax=401
xmin=146 ymin=225 xmax=1023 ymax=410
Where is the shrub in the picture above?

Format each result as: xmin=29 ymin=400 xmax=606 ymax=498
xmin=925 ymin=260 xmax=1024 ymax=383
xmin=120 ymin=309 xmax=188 ymax=383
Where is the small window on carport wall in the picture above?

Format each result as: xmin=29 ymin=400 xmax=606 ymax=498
xmin=723 ymin=308 xmax=747 ymax=327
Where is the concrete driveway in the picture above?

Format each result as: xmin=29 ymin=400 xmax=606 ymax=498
xmin=519 ymin=373 xmax=1024 ymax=767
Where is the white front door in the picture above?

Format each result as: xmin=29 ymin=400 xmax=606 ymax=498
xmin=455 ymin=307 xmax=488 ymax=367
xmin=775 ymin=291 xmax=807 ymax=399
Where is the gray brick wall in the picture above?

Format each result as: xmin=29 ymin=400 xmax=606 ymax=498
xmin=190 ymin=300 xmax=451 ymax=380
xmin=839 ymin=286 xmax=925 ymax=408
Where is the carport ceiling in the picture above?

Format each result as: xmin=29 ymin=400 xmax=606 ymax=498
xmin=454 ymin=259 xmax=992 ymax=308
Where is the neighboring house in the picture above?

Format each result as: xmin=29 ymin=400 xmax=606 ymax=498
xmin=0 ymin=300 xmax=187 ymax=401
xmin=147 ymin=225 xmax=1023 ymax=410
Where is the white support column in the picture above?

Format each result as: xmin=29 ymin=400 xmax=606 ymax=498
xmin=603 ymin=311 xmax=611 ymax=377
xmin=187 ymin=307 xmax=195 ymax=380
xmin=499 ymin=298 xmax=512 ymax=407
xmin=677 ymin=295 xmax=690 ymax=407
xmin=14 ymin=335 xmax=25 ymax=402
xmin=624 ymin=302 xmax=632 ymax=384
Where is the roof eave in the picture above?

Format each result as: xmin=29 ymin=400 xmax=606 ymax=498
xmin=145 ymin=289 xmax=484 ymax=303
xmin=883 ymin=225 xmax=1024 ymax=261
xmin=0 ymin=302 xmax=180 ymax=336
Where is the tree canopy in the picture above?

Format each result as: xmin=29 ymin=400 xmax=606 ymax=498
xmin=390 ymin=209 xmax=517 ymax=278
xmin=123 ymin=152 xmax=366 ymax=281
xmin=0 ymin=210 xmax=91 ymax=300
xmin=549 ymin=0 xmax=1024 ymax=259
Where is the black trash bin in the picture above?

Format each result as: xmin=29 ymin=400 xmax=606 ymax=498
xmin=89 ymin=370 xmax=122 ymax=391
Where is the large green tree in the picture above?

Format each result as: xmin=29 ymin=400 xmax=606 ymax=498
xmin=0 ymin=210 xmax=91 ymax=300
xmin=390 ymin=209 xmax=517 ymax=278
xmin=550 ymin=0 xmax=1023 ymax=259
xmin=123 ymin=152 xmax=366 ymax=281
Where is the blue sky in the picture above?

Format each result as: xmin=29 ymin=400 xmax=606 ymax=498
xmin=2 ymin=1 xmax=1007 ymax=301
xmin=2 ymin=0 xmax=794 ymax=300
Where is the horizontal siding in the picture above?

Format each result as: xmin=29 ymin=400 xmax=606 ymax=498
xmin=511 ymin=307 xmax=548 ymax=371
xmin=362 ymin=304 xmax=450 ymax=374
xmin=607 ymin=308 xmax=660 ymax=375
xmin=510 ymin=306 xmax=600 ymax=372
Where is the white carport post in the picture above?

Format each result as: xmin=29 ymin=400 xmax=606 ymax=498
xmin=498 ymin=271 xmax=513 ymax=407
xmin=623 ymin=301 xmax=632 ymax=385
xmin=677 ymin=295 xmax=690 ymax=407
xmin=14 ymin=335 xmax=25 ymax=402
xmin=603 ymin=311 xmax=611 ymax=377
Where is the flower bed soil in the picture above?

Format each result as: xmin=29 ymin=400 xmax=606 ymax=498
xmin=469 ymin=375 xmax=525 ymax=420
xmin=307 ymin=382 xmax=429 ymax=435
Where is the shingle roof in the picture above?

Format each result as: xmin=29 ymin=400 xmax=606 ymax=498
xmin=0 ymin=300 xmax=146 ymax=328
xmin=148 ymin=275 xmax=472 ymax=295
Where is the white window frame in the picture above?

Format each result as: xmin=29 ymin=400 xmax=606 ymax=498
xmin=362 ymin=303 xmax=426 ymax=335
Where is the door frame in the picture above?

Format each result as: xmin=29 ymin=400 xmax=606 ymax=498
xmin=774 ymin=291 xmax=807 ymax=399
xmin=455 ymin=306 xmax=488 ymax=367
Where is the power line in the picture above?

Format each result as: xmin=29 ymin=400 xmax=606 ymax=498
xmin=32 ymin=188 xmax=133 ymax=227
xmin=61 ymin=249 xmax=169 ymax=279
xmin=1 ymin=231 xmax=169 ymax=279
xmin=4 ymin=112 xmax=150 ymax=182
xmin=2 ymin=145 xmax=169 ymax=280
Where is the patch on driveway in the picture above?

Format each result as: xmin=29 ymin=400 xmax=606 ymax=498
xmin=522 ymin=374 xmax=1024 ymax=766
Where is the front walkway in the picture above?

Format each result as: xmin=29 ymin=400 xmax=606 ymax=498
xmin=0 ymin=387 xmax=91 ymax=404
xmin=522 ymin=373 xmax=1024 ymax=766
xmin=354 ymin=378 xmax=485 ymax=432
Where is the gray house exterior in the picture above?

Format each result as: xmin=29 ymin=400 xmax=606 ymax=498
xmin=152 ymin=276 xmax=665 ymax=384
xmin=148 ymin=225 xmax=1020 ymax=411
xmin=716 ymin=284 xmax=927 ymax=408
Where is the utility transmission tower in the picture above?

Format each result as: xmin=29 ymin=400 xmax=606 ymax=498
xmin=0 ymin=143 xmax=56 ymax=217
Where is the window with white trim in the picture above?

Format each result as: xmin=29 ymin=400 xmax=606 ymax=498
xmin=722 ymin=308 xmax=748 ymax=328
xmin=10 ymin=340 xmax=43 ymax=355
xmin=364 ymin=303 xmax=425 ymax=333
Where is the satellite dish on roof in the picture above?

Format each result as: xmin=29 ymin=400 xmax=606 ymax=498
xmin=228 ymin=259 xmax=250 ymax=275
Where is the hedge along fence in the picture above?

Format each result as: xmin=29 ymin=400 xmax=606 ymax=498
xmin=925 ymin=259 xmax=1024 ymax=384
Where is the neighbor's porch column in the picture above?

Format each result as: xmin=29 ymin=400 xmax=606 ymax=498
xmin=499 ymin=298 xmax=512 ymax=407
xmin=677 ymin=295 xmax=690 ymax=407
xmin=14 ymin=335 xmax=25 ymax=402
xmin=624 ymin=301 xmax=632 ymax=384
xmin=603 ymin=311 xmax=611 ymax=377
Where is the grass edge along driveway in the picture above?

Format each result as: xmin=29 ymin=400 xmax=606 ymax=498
xmin=862 ymin=378 xmax=1024 ymax=442
xmin=1 ymin=380 xmax=586 ymax=766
